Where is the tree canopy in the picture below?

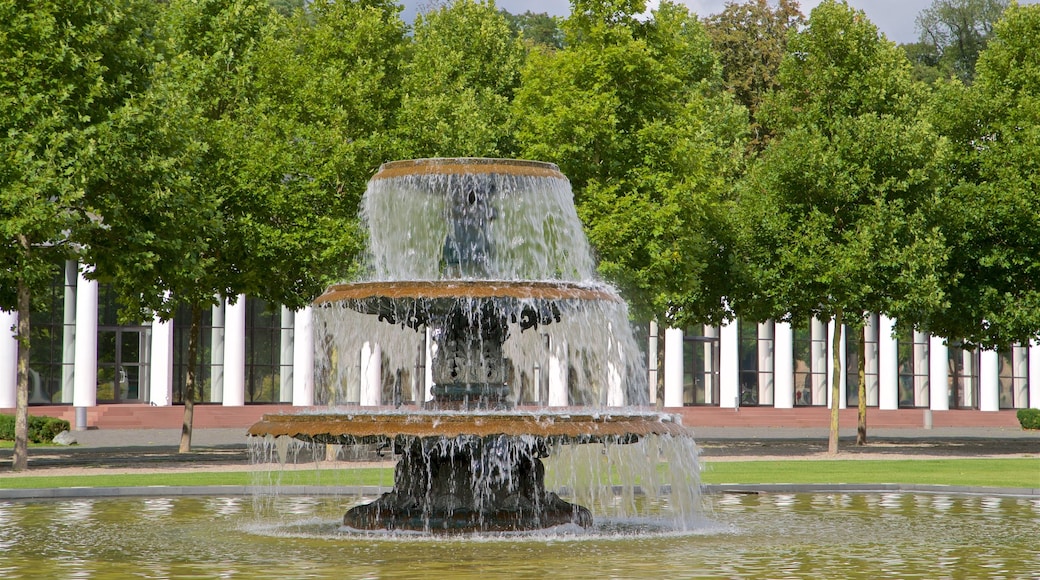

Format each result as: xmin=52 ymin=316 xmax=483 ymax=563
xmin=734 ymin=0 xmax=947 ymax=452
xmin=921 ymin=1 xmax=1040 ymax=349
xmin=514 ymin=0 xmax=746 ymax=325
xmin=1 ymin=0 xmax=155 ymax=469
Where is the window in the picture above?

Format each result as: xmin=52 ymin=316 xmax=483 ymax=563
xmin=738 ymin=321 xmax=774 ymax=406
xmin=998 ymin=345 xmax=1029 ymax=409
xmin=845 ymin=319 xmax=879 ymax=407
xmin=793 ymin=319 xmax=826 ymax=406
xmin=173 ymin=306 xmax=215 ymax=403
xmin=682 ymin=325 xmax=719 ymax=406
xmin=896 ymin=329 xmax=929 ymax=408
xmin=948 ymin=344 xmax=977 ymax=409
xmin=27 ymin=264 xmax=67 ymax=404
xmin=245 ymin=298 xmax=287 ymax=403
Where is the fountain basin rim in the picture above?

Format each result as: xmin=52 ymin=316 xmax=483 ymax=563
xmin=373 ymin=158 xmax=564 ymax=180
xmin=247 ymin=410 xmax=690 ymax=443
xmin=314 ymin=280 xmax=622 ymax=306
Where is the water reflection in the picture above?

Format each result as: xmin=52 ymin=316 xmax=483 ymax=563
xmin=0 ymin=493 xmax=1036 ymax=579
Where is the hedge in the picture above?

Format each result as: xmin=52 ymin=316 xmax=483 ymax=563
xmin=1018 ymin=408 xmax=1040 ymax=430
xmin=0 ymin=414 xmax=71 ymax=443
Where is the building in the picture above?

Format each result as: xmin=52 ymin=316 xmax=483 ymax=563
xmin=2 ymin=261 xmax=1036 ymax=429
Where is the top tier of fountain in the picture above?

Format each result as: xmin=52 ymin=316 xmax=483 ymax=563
xmin=358 ymin=158 xmax=598 ymax=283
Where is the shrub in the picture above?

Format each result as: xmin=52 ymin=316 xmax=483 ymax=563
xmin=0 ymin=414 xmax=71 ymax=443
xmin=1017 ymin=408 xmax=1040 ymax=430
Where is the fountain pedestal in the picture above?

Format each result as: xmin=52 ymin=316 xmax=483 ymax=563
xmin=343 ymin=438 xmax=591 ymax=532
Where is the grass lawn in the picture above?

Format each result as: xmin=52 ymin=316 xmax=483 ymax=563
xmin=699 ymin=458 xmax=1040 ymax=488
xmin=1 ymin=458 xmax=1036 ymax=489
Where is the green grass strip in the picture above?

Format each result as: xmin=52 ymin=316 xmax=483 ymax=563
xmin=2 ymin=458 xmax=1037 ymax=490
xmin=699 ymin=458 xmax=1040 ymax=488
xmin=0 ymin=468 xmax=394 ymax=490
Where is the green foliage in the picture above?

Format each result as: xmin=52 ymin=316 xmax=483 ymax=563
xmin=514 ymin=0 xmax=746 ymax=324
xmin=921 ymin=2 xmax=1040 ymax=348
xmin=396 ymin=0 xmax=525 ymax=158
xmin=1 ymin=0 xmax=153 ymax=310
xmin=735 ymin=0 xmax=946 ymax=328
xmin=1017 ymin=408 xmax=1040 ymax=430
xmin=0 ymin=414 xmax=70 ymax=443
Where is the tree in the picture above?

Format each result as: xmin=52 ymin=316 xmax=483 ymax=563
xmin=734 ymin=0 xmax=945 ymax=452
xmin=921 ymin=2 xmax=1040 ymax=349
xmin=513 ymin=0 xmax=746 ymax=326
xmin=703 ymin=0 xmax=804 ymax=148
xmin=915 ymin=0 xmax=1009 ymax=82
xmin=1 ymin=0 xmax=153 ymax=470
xmin=500 ymin=9 xmax=564 ymax=49
xmin=396 ymin=0 xmax=525 ymax=158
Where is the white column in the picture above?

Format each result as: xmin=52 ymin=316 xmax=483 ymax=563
xmin=719 ymin=319 xmax=739 ymax=408
xmin=222 ymin=295 xmax=246 ymax=406
xmin=826 ymin=319 xmax=846 ymax=409
xmin=60 ymin=260 xmax=77 ymax=403
xmin=73 ymin=265 xmax=98 ymax=410
xmin=773 ymin=321 xmax=794 ymax=408
xmin=663 ymin=327 xmax=684 ymax=408
xmin=758 ymin=321 xmax=775 ymax=405
xmin=647 ymin=320 xmax=659 ymax=405
xmin=979 ymin=348 xmax=999 ymax=411
xmin=360 ymin=341 xmax=381 ymax=406
xmin=929 ymin=335 xmax=950 ymax=411
xmin=0 ymin=309 xmax=17 ymax=408
xmin=148 ymin=313 xmax=173 ymax=406
xmin=548 ymin=338 xmax=568 ymax=407
xmin=209 ymin=302 xmax=224 ymax=403
xmin=292 ymin=307 xmax=314 ymax=407
xmin=279 ymin=307 xmax=294 ymax=402
xmin=877 ymin=315 xmax=899 ymax=410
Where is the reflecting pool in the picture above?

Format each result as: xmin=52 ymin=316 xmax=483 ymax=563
xmin=1 ymin=492 xmax=1038 ymax=578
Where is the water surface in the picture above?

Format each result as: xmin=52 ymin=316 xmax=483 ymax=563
xmin=1 ymin=492 xmax=1037 ymax=579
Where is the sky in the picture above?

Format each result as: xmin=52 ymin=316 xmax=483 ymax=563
xmin=398 ymin=1 xmax=1033 ymax=45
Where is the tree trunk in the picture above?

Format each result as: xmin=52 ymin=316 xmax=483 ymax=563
xmin=856 ymin=324 xmax=868 ymax=445
xmin=12 ymin=275 xmax=31 ymax=471
xmin=828 ymin=308 xmax=843 ymax=455
xmin=178 ymin=303 xmax=202 ymax=453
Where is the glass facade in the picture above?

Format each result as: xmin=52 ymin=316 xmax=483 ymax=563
xmin=845 ymin=321 xmax=880 ymax=408
xmin=948 ymin=343 xmax=978 ymax=409
xmin=682 ymin=325 xmax=719 ymax=405
xmin=793 ymin=320 xmax=827 ymax=406
xmin=896 ymin=329 xmax=929 ymax=408
xmin=27 ymin=266 xmax=67 ymax=404
xmin=998 ymin=345 xmax=1029 ymax=409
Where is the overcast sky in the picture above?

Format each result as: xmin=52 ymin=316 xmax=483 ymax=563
xmin=400 ymin=1 xmax=1035 ymax=45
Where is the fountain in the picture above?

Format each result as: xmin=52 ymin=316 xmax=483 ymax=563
xmin=248 ymin=158 xmax=692 ymax=533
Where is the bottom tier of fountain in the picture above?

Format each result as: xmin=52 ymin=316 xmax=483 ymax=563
xmin=249 ymin=411 xmax=688 ymax=532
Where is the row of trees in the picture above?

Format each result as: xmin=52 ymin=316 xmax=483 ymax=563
xmin=3 ymin=0 xmax=1039 ymax=467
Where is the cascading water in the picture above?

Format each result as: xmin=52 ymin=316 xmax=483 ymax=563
xmin=248 ymin=158 xmax=700 ymax=533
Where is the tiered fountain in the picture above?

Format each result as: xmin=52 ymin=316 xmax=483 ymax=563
xmin=249 ymin=158 xmax=693 ymax=533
